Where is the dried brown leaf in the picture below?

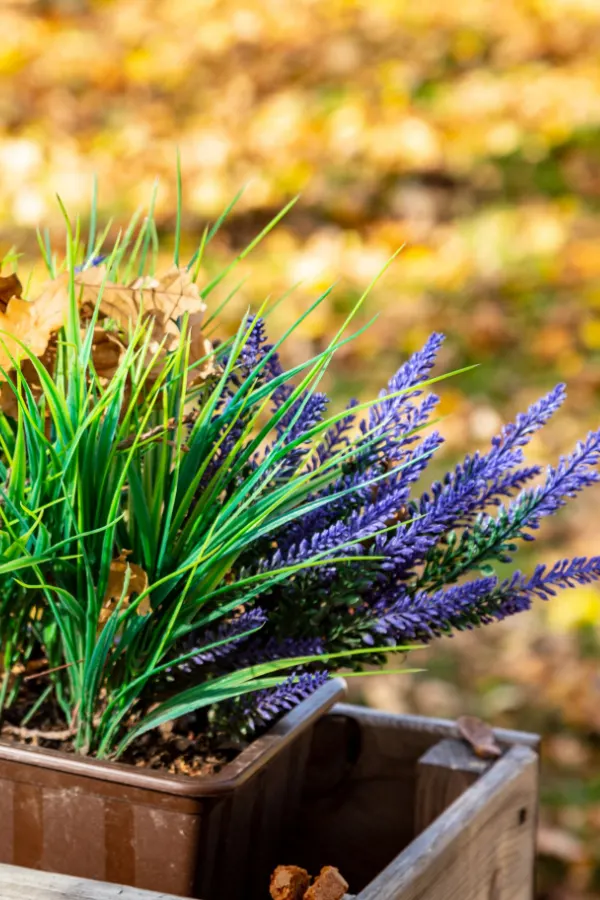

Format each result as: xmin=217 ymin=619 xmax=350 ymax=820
xmin=188 ymin=310 xmax=215 ymax=381
xmin=0 ymin=381 xmax=19 ymax=419
xmin=0 ymin=273 xmax=22 ymax=312
xmin=0 ymin=274 xmax=69 ymax=378
xmin=76 ymin=265 xmax=138 ymax=330
xmin=99 ymin=552 xmax=150 ymax=629
xmin=129 ymin=265 xmax=207 ymax=320
xmin=27 ymin=273 xmax=71 ymax=341
xmin=90 ymin=327 xmax=126 ymax=382
xmin=78 ymin=264 xmax=206 ymax=327
xmin=0 ymin=337 xmax=58 ymax=420
xmin=0 ymin=266 xmax=213 ymax=402
xmin=456 ymin=715 xmax=502 ymax=759
xmin=77 ymin=265 xmax=214 ymax=378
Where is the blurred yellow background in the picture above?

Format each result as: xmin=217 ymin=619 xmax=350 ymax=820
xmin=2 ymin=0 xmax=600 ymax=896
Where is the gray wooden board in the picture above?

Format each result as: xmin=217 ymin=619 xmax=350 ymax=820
xmin=331 ymin=703 xmax=541 ymax=750
xmin=414 ymin=737 xmax=492 ymax=833
xmin=290 ymin=705 xmax=540 ymax=894
xmin=356 ymin=744 xmax=538 ymax=900
xmin=0 ymin=864 xmax=188 ymax=900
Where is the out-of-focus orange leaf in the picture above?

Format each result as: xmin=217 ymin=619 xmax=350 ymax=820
xmin=537 ymin=827 xmax=587 ymax=864
xmin=0 ymin=275 xmax=69 ymax=377
xmin=0 ymin=273 xmax=22 ymax=312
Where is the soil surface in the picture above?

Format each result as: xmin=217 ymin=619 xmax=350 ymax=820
xmin=122 ymin=724 xmax=238 ymax=776
xmin=0 ymin=687 xmax=240 ymax=777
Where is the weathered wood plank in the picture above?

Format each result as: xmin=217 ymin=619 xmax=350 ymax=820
xmin=331 ymin=703 xmax=541 ymax=751
xmin=356 ymin=744 xmax=538 ymax=900
xmin=0 ymin=864 xmax=188 ymax=900
xmin=414 ymin=738 xmax=491 ymax=833
xmin=291 ymin=704 xmax=539 ymax=893
xmin=290 ymin=705 xmax=423 ymax=887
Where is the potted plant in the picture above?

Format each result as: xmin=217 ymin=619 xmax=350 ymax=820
xmin=0 ymin=189 xmax=598 ymax=900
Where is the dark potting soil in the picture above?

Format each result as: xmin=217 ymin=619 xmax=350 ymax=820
xmin=121 ymin=724 xmax=238 ymax=776
xmin=0 ymin=685 xmax=241 ymax=777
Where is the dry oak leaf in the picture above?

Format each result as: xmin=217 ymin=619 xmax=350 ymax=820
xmin=1 ymin=325 xmax=124 ymax=408
xmin=0 ymin=266 xmax=213 ymax=398
xmin=76 ymin=265 xmax=214 ymax=377
xmin=187 ymin=310 xmax=215 ymax=383
xmin=77 ymin=264 xmax=205 ymax=326
xmin=0 ymin=274 xmax=70 ymax=378
xmin=76 ymin=266 xmax=171 ymax=372
xmin=456 ymin=715 xmax=502 ymax=760
xmin=129 ymin=266 xmax=208 ymax=320
xmin=0 ymin=336 xmax=60 ymax=422
xmin=0 ymin=273 xmax=22 ymax=312
xmin=99 ymin=551 xmax=150 ymax=631
xmin=127 ymin=268 xmax=213 ymax=376
xmin=76 ymin=266 xmax=138 ymax=331
xmin=90 ymin=327 xmax=127 ymax=383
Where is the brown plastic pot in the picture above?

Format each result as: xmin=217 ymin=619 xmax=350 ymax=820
xmin=0 ymin=677 xmax=346 ymax=900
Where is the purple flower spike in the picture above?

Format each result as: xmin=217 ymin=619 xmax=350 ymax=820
xmin=181 ymin=318 xmax=600 ymax=735
xmin=242 ymin=671 xmax=329 ymax=731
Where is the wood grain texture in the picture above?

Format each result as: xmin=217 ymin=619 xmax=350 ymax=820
xmin=415 ymin=738 xmax=491 ymax=833
xmin=290 ymin=706 xmax=423 ymax=887
xmin=291 ymin=705 xmax=539 ymax=894
xmin=356 ymin=744 xmax=538 ymax=900
xmin=331 ymin=704 xmax=540 ymax=751
xmin=0 ymin=864 xmax=188 ymax=899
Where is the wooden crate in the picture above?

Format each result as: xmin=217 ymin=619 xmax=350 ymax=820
xmin=290 ymin=703 xmax=540 ymax=900
xmin=0 ymin=704 xmax=540 ymax=900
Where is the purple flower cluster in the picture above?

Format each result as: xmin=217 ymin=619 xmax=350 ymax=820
xmin=367 ymin=557 xmax=600 ymax=644
xmin=240 ymin=671 xmax=329 ymax=731
xmin=74 ymin=254 xmax=106 ymax=273
xmin=366 ymin=332 xmax=443 ymax=445
xmin=234 ymin=636 xmax=324 ymax=667
xmin=183 ymin=321 xmax=600 ymax=733
xmin=264 ymin=332 xmax=599 ymax=640
xmin=175 ymin=608 xmax=267 ymax=672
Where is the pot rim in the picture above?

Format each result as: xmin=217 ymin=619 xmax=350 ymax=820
xmin=0 ymin=677 xmax=346 ymax=797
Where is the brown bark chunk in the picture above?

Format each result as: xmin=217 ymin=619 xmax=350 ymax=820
xmin=304 ymin=866 xmax=349 ymax=900
xmin=269 ymin=865 xmax=311 ymax=900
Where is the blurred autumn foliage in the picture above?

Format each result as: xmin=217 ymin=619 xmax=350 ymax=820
xmin=2 ymin=0 xmax=600 ymax=896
